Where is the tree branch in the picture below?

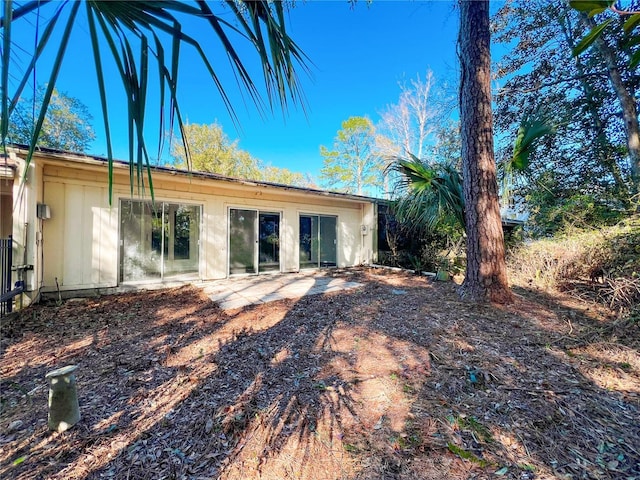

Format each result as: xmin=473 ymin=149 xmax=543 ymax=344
xmin=495 ymin=71 xmax=609 ymax=95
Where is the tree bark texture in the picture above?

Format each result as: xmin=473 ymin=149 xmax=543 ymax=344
xmin=580 ymin=13 xmax=640 ymax=195
xmin=458 ymin=0 xmax=513 ymax=304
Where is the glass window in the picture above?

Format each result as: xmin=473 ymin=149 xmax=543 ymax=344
xmin=299 ymin=214 xmax=337 ymax=269
xmin=120 ymin=200 xmax=200 ymax=282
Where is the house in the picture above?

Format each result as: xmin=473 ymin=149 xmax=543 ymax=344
xmin=1 ymin=145 xmax=378 ymax=308
xmin=500 ymin=193 xmax=528 ymax=224
xmin=499 ymin=193 xmax=528 ymax=236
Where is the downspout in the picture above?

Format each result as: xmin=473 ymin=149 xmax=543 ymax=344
xmin=360 ymin=203 xmax=365 ymax=265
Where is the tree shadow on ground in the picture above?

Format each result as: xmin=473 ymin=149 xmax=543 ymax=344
xmin=2 ymin=276 xmax=372 ymax=479
xmin=0 ymin=270 xmax=638 ymax=480
xmin=377 ymin=283 xmax=640 ymax=479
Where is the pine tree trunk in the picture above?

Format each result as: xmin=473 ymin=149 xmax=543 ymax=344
xmin=458 ymin=0 xmax=513 ymax=304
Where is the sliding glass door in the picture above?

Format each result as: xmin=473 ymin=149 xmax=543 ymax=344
xmin=259 ymin=213 xmax=281 ymax=272
xmin=299 ymin=214 xmax=337 ymax=268
xmin=229 ymin=209 xmax=258 ymax=274
xmin=120 ymin=200 xmax=200 ymax=282
xmin=229 ymin=208 xmax=280 ymax=275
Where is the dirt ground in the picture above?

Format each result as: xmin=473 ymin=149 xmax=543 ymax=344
xmin=1 ymin=267 xmax=638 ymax=480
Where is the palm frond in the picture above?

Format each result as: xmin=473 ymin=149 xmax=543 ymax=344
xmin=24 ymin=1 xmax=80 ymax=180
xmin=388 ymin=154 xmax=465 ymax=232
xmin=502 ymin=109 xmax=556 ymax=206
xmin=1 ymin=0 xmax=13 ymax=148
xmin=511 ymin=111 xmax=556 ymax=172
xmin=1 ymin=0 xmax=310 ymax=202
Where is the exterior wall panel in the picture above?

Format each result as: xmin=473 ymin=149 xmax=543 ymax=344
xmin=44 ymin=181 xmax=117 ymax=288
xmin=43 ymin=181 xmax=65 ymax=288
xmin=281 ymin=208 xmax=298 ymax=272
xmin=61 ymin=185 xmax=85 ymax=285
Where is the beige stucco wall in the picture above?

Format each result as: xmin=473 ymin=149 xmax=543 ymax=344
xmin=26 ymin=153 xmax=377 ymax=292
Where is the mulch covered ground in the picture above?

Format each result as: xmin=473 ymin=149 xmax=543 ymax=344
xmin=1 ymin=267 xmax=638 ymax=479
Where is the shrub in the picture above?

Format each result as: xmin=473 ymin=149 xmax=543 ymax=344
xmin=508 ymin=217 xmax=640 ymax=316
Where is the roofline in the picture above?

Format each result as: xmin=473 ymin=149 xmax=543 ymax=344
xmin=7 ymin=143 xmax=382 ymax=204
xmin=502 ymin=218 xmax=526 ymax=227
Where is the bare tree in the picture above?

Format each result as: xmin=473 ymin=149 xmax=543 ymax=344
xmin=376 ymin=70 xmax=453 ymax=197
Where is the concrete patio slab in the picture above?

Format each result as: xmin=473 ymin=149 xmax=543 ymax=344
xmin=200 ymin=272 xmax=363 ymax=310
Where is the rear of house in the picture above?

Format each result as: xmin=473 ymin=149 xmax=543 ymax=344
xmin=1 ymin=146 xmax=378 ymax=308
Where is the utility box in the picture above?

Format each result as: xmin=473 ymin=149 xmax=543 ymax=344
xmin=37 ymin=204 xmax=51 ymax=219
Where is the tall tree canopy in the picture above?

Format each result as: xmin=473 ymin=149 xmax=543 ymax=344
xmin=493 ymin=0 xmax=640 ymax=232
xmin=1 ymin=1 xmax=308 ymax=202
xmin=171 ymin=123 xmax=261 ymax=180
xmin=569 ymin=0 xmax=640 ymax=192
xmin=319 ymin=116 xmax=382 ymax=196
xmin=171 ymin=122 xmax=313 ymax=187
xmin=9 ymin=87 xmax=95 ymax=152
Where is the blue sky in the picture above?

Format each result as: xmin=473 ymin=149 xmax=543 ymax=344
xmin=9 ymin=1 xmax=508 ymax=180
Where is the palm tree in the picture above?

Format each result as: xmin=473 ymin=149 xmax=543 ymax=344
xmin=1 ymin=1 xmax=309 ymax=202
xmin=387 ymin=153 xmax=465 ymax=233
xmin=388 ymin=104 xmax=555 ymax=232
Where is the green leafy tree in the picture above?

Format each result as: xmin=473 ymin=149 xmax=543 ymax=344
xmin=320 ymin=116 xmax=382 ymax=195
xmin=1 ymin=1 xmax=308 ymax=202
xmin=262 ymin=166 xmax=315 ymax=187
xmin=569 ymin=0 xmax=640 ymax=69
xmin=569 ymin=0 xmax=640 ymax=193
xmin=523 ymin=170 xmax=623 ymax=236
xmin=10 ymin=86 xmax=95 ymax=152
xmin=493 ymin=0 xmax=638 ymax=229
xmin=495 ymin=1 xmax=639 ymax=197
xmin=171 ymin=123 xmax=261 ymax=179
xmin=171 ymin=122 xmax=314 ymax=187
